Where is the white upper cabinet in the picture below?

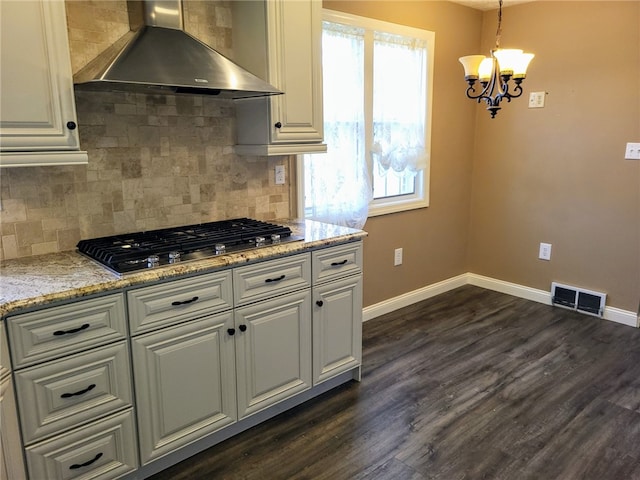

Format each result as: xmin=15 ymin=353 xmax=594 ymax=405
xmin=0 ymin=0 xmax=87 ymax=167
xmin=232 ymin=0 xmax=326 ymax=156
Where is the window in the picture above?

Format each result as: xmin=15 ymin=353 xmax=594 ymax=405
xmin=298 ymin=10 xmax=434 ymax=226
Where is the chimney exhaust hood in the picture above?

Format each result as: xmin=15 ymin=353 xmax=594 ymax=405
xmin=73 ymin=0 xmax=282 ymax=99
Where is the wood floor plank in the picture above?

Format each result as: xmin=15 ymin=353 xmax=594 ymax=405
xmin=148 ymin=285 xmax=640 ymax=480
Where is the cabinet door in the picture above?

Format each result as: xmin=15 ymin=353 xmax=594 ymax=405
xmin=235 ymin=290 xmax=312 ymax=418
xmin=131 ymin=312 xmax=237 ymax=464
xmin=313 ymin=275 xmax=363 ymax=385
xmin=0 ymin=0 xmax=87 ymax=167
xmin=267 ymin=0 xmax=323 ymax=144
xmin=232 ymin=0 xmax=325 ymax=155
xmin=1 ymin=328 xmax=27 ymax=480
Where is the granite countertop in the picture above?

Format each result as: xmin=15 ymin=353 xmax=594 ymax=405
xmin=0 ymin=219 xmax=367 ymax=318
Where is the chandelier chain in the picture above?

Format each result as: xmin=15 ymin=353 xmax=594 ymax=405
xmin=495 ymin=0 xmax=503 ymax=48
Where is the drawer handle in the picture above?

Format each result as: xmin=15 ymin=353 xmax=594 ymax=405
xmin=331 ymin=259 xmax=348 ymax=266
xmin=171 ymin=296 xmax=199 ymax=306
xmin=69 ymin=452 xmax=103 ymax=470
xmin=53 ymin=323 xmax=90 ymax=336
xmin=265 ymin=274 xmax=285 ymax=283
xmin=61 ymin=383 xmax=96 ymax=399
xmin=60 ymin=383 xmax=96 ymax=398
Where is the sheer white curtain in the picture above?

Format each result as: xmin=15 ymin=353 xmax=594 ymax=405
xmin=302 ymin=22 xmax=372 ymax=229
xmin=371 ymin=32 xmax=428 ymax=186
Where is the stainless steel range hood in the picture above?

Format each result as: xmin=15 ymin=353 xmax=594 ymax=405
xmin=73 ymin=0 xmax=282 ymax=99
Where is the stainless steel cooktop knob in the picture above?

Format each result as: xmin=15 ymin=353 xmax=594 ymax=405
xmin=255 ymin=236 xmax=266 ymax=245
xmin=270 ymin=234 xmax=281 ymax=243
xmin=215 ymin=243 xmax=226 ymax=254
xmin=147 ymin=255 xmax=160 ymax=267
xmin=168 ymin=251 xmax=181 ymax=263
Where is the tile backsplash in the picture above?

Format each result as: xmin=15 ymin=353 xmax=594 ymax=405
xmin=0 ymin=91 xmax=291 ymax=261
xmin=0 ymin=0 xmax=290 ymax=261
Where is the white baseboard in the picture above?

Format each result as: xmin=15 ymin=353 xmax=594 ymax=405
xmin=466 ymin=273 xmax=552 ymax=305
xmin=362 ymin=274 xmax=467 ymax=322
xmin=364 ymin=272 xmax=639 ymax=328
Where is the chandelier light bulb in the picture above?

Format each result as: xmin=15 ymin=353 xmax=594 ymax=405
xmin=478 ymin=57 xmax=494 ymax=82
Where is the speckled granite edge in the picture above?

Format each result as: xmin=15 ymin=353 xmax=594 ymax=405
xmin=0 ymin=219 xmax=367 ymax=318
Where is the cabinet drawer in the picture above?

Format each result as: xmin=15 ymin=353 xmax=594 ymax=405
xmin=312 ymin=242 xmax=363 ymax=284
xmin=128 ymin=270 xmax=233 ymax=335
xmin=6 ymin=294 xmax=126 ymax=368
xmin=25 ymin=408 xmax=137 ymax=480
xmin=233 ymin=253 xmax=311 ymax=306
xmin=15 ymin=341 xmax=132 ymax=445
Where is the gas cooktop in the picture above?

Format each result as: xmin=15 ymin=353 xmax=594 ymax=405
xmin=77 ymin=218 xmax=302 ymax=275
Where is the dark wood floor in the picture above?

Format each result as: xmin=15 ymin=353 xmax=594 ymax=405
xmin=149 ymin=285 xmax=640 ymax=480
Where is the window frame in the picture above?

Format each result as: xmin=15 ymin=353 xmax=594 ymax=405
xmin=297 ymin=9 xmax=435 ymax=219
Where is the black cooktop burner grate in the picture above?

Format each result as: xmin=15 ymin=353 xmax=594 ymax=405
xmin=77 ymin=218 xmax=301 ymax=275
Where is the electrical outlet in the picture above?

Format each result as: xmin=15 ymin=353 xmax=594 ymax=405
xmin=275 ymin=165 xmax=286 ymax=185
xmin=528 ymin=91 xmax=545 ymax=108
xmin=539 ymin=242 xmax=552 ymax=261
xmin=394 ymin=247 xmax=403 ymax=266
xmin=625 ymin=142 xmax=640 ymax=160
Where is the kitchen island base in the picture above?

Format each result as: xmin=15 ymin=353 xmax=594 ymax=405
xmin=126 ymin=368 xmax=360 ymax=480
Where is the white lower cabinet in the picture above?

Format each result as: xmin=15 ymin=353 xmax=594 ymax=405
xmin=312 ymin=275 xmax=363 ymax=385
xmin=235 ymin=290 xmax=312 ymax=418
xmin=4 ymin=241 xmax=363 ymax=479
xmin=130 ymin=257 xmax=313 ymax=463
xmin=5 ymin=292 xmax=137 ymax=480
xmin=131 ymin=312 xmax=237 ymax=465
xmin=311 ymin=242 xmax=364 ymax=385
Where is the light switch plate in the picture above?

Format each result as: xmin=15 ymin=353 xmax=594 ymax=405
xmin=624 ymin=142 xmax=640 ymax=160
xmin=539 ymin=242 xmax=552 ymax=261
xmin=528 ymin=91 xmax=545 ymax=108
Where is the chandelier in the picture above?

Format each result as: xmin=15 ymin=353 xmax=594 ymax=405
xmin=458 ymin=0 xmax=534 ymax=118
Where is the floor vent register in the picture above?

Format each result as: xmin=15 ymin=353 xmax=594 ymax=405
xmin=551 ymin=282 xmax=606 ymax=318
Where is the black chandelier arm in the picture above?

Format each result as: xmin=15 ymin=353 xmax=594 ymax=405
xmin=464 ymin=76 xmax=495 ymax=101
xmin=507 ymin=81 xmax=524 ymax=99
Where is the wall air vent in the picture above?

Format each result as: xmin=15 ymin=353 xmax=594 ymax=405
xmin=551 ymin=282 xmax=606 ymax=318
